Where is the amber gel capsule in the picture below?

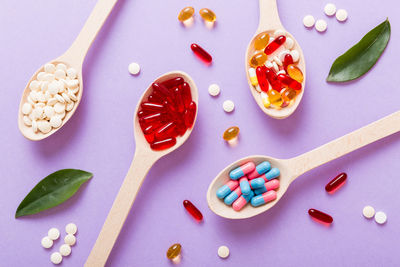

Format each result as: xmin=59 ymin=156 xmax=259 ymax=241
xmin=308 ymin=209 xmax=333 ymax=225
xmin=223 ymin=126 xmax=239 ymax=141
xmin=166 ymin=243 xmax=182 ymax=260
xmin=325 ymin=172 xmax=347 ymax=193
xmin=183 ymin=200 xmax=203 ymax=221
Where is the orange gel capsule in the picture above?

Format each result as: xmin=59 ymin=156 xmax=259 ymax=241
xmin=249 ymin=52 xmax=267 ymax=68
xmin=281 ymin=88 xmax=297 ymax=102
xmin=287 ymin=64 xmax=304 ymax=83
xmin=254 ymin=32 xmax=270 ymax=50
xmin=178 ymin=7 xmax=194 ymax=22
xmin=199 ymin=8 xmax=216 ymax=22
xmin=268 ymin=89 xmax=283 ymax=106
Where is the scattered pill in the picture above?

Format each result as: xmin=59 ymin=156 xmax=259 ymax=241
xmin=183 ymin=200 xmax=203 ymax=221
xmin=59 ymin=244 xmax=71 ymax=257
xmin=191 ymin=43 xmax=212 ymax=64
xmin=375 ymin=211 xmax=387 ymax=224
xmin=41 ymin=236 xmax=53 ymax=249
xmin=178 ymin=6 xmax=195 ymax=22
xmin=315 ymin=19 xmax=327 ymax=32
xmin=48 ymin=228 xmax=60 ymax=240
xmin=50 ymin=252 xmax=62 ymax=265
xmin=223 ymin=126 xmax=239 ymax=141
xmin=325 ymin=172 xmax=347 ymax=193
xmin=363 ymin=206 xmax=375 ymax=219
xmin=308 ymin=209 xmax=333 ymax=225
xmin=199 ymin=8 xmax=216 ymax=22
xmin=303 ymin=15 xmax=315 ymax=28
xmin=208 ymin=84 xmax=220 ymax=96
xmin=65 ymin=223 xmax=77 ymax=235
xmin=217 ymin=245 xmax=230 ymax=259
xmin=223 ymin=100 xmax=235 ymax=113
xmin=324 ymin=3 xmax=336 ymax=16
xmin=128 ymin=62 xmax=140 ymax=75
xmin=64 ymin=234 xmax=76 ymax=246
xmin=336 ymin=9 xmax=348 ymax=22
xmin=167 ymin=243 xmax=182 ymax=260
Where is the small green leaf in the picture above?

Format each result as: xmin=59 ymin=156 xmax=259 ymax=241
xmin=16 ymin=169 xmax=93 ymax=218
xmin=327 ymin=19 xmax=391 ymax=82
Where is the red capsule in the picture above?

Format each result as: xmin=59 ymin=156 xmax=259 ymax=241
xmin=173 ymin=87 xmax=185 ymax=113
xmin=152 ymin=83 xmax=173 ymax=98
xmin=150 ymin=138 xmax=176 ymax=150
xmin=155 ymin=122 xmax=177 ymax=140
xmin=265 ymin=68 xmax=283 ymax=92
xmin=175 ymin=121 xmax=187 ymax=136
xmin=161 ymin=77 xmax=184 ymax=89
xmin=325 ymin=173 xmax=347 ymax=194
xmin=144 ymin=133 xmax=155 ymax=143
xmin=183 ymin=200 xmax=203 ymax=221
xmin=183 ymin=102 xmax=196 ymax=128
xmin=255 ymin=66 xmax=269 ymax=92
xmin=308 ymin=209 xmax=333 ymax=225
xmin=191 ymin=43 xmax=212 ymax=64
xmin=283 ymin=54 xmax=294 ymax=71
xmin=138 ymin=110 xmax=152 ymax=118
xmin=264 ymin=35 xmax=286 ymax=55
xmin=141 ymin=102 xmax=165 ymax=112
xmin=148 ymin=94 xmax=164 ymax=104
xmin=277 ymin=73 xmax=302 ymax=90
xmin=180 ymin=82 xmax=192 ymax=108
xmin=139 ymin=113 xmax=167 ymax=124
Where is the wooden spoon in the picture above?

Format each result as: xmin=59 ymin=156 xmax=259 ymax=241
xmin=245 ymin=0 xmax=306 ymax=119
xmin=18 ymin=0 xmax=119 ymax=141
xmin=207 ymin=110 xmax=400 ymax=219
xmin=85 ymin=71 xmax=199 ymax=266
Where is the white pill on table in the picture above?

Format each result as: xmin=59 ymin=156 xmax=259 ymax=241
xmin=54 ymin=102 xmax=66 ymax=113
xmin=48 ymin=228 xmax=60 ymax=240
xmin=41 ymin=81 xmax=49 ymax=92
xmin=22 ymin=103 xmax=32 ymax=115
xmin=208 ymin=84 xmax=220 ymax=96
xmin=336 ymin=9 xmax=348 ymax=22
xmin=44 ymin=63 xmax=56 ymax=74
xmin=223 ymin=100 xmax=235 ymax=113
xmin=284 ymin=37 xmax=294 ymax=50
xmin=32 ymin=107 xmax=43 ymax=119
xmin=23 ymin=115 xmax=32 ymax=126
xmin=290 ymin=50 xmax=300 ymax=62
xmin=66 ymin=68 xmax=77 ymax=79
xmin=56 ymin=63 xmax=67 ymax=71
xmin=37 ymin=92 xmax=46 ymax=103
xmin=217 ymin=245 xmax=230 ymax=259
xmin=363 ymin=205 xmax=375 ymax=219
xmin=375 ymin=211 xmax=387 ymax=224
xmin=65 ymin=223 xmax=77 ymax=235
xmin=54 ymin=69 xmax=66 ymax=80
xmin=50 ymin=116 xmax=62 ymax=128
xmin=315 ymin=19 xmax=328 ymax=32
xmin=29 ymin=80 xmax=40 ymax=91
xmin=303 ymin=15 xmax=315 ymax=28
xmin=38 ymin=120 xmax=51 ymax=134
xmin=128 ymin=62 xmax=141 ymax=75
xmin=41 ymin=236 xmax=53 ymax=249
xmin=50 ymin=252 xmax=63 ymax=265
xmin=324 ymin=3 xmax=337 ymax=16
xmin=59 ymin=244 xmax=71 ymax=257
xmin=64 ymin=234 xmax=76 ymax=246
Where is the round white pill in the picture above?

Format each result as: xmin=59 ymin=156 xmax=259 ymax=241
xmin=363 ymin=206 xmax=375 ymax=219
xmin=55 ymin=69 xmax=66 ymax=80
xmin=56 ymin=63 xmax=67 ymax=71
xmin=66 ymin=102 xmax=75 ymax=112
xmin=41 ymin=236 xmax=53 ymax=249
xmin=59 ymin=244 xmax=71 ymax=257
xmin=375 ymin=211 xmax=387 ymax=224
xmin=66 ymin=68 xmax=77 ymax=79
xmin=55 ymin=94 xmax=65 ymax=104
xmin=32 ymin=120 xmax=38 ymax=133
xmin=128 ymin=62 xmax=140 ymax=75
xmin=44 ymin=106 xmax=55 ymax=119
xmin=50 ymin=116 xmax=62 ymax=128
xmin=285 ymin=37 xmax=294 ymax=49
xmin=50 ymin=252 xmax=62 ymax=264
xmin=274 ymin=29 xmax=286 ymax=36
xmin=29 ymin=80 xmax=40 ymax=91
xmin=44 ymin=63 xmax=56 ymax=74
xmin=290 ymin=50 xmax=300 ymax=62
xmin=23 ymin=116 xmax=32 ymax=126
xmin=218 ymin=245 xmax=229 ymax=259
xmin=64 ymin=234 xmax=76 ymax=246
xmin=65 ymin=223 xmax=77 ymax=235
xmin=223 ymin=100 xmax=235 ymax=113
xmin=315 ymin=19 xmax=328 ymax=32
xmin=303 ymin=15 xmax=315 ymax=28
xmin=22 ymin=103 xmax=32 ymax=115
xmin=324 ymin=3 xmax=336 ymax=16
xmin=38 ymin=120 xmax=52 ymax=134
xmin=37 ymin=72 xmax=46 ymax=81
xmin=208 ymin=84 xmax=220 ymax=96
xmin=47 ymin=98 xmax=57 ymax=106
xmin=336 ymin=9 xmax=348 ymax=22
xmin=54 ymin=102 xmax=66 ymax=113
xmin=48 ymin=228 xmax=60 ymax=240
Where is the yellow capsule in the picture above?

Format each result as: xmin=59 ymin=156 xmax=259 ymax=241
xmin=178 ymin=7 xmax=195 ymax=22
xmin=287 ymin=64 xmax=304 ymax=83
xmin=223 ymin=126 xmax=240 ymax=141
xmin=248 ymin=68 xmax=258 ymax=86
xmin=167 ymin=243 xmax=181 ymax=260
xmin=199 ymin=8 xmax=216 ymax=22
xmin=268 ymin=89 xmax=283 ymax=106
xmin=249 ymin=52 xmax=267 ymax=68
xmin=281 ymin=87 xmax=297 ymax=102
xmin=261 ymin=93 xmax=271 ymax=108
xmin=254 ymin=33 xmax=270 ymax=50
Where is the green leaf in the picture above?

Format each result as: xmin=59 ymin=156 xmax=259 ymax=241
xmin=327 ymin=19 xmax=391 ymax=82
xmin=16 ymin=169 xmax=93 ymax=218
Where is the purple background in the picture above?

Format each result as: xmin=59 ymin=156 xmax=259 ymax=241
xmin=1 ymin=0 xmax=400 ymax=266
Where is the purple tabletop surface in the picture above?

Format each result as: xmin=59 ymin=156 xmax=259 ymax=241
xmin=1 ymin=0 xmax=400 ymax=266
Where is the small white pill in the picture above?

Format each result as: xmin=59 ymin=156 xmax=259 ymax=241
xmin=47 ymin=98 xmax=57 ymax=106
xmin=35 ymin=102 xmax=45 ymax=108
xmin=66 ymin=80 xmax=79 ymax=89
xmin=48 ymin=82 xmax=59 ymax=95
xmin=284 ymin=37 xmax=294 ymax=49
xmin=38 ymin=120 xmax=51 ymax=134
xmin=68 ymin=91 xmax=77 ymax=101
xmin=44 ymin=106 xmax=55 ymax=119
xmin=37 ymin=92 xmax=46 ymax=103
xmin=23 ymin=115 xmax=32 ymax=126
xmin=27 ymin=96 xmax=35 ymax=105
xmin=50 ymin=116 xmax=62 ymax=128
xmin=208 ymin=84 xmax=220 ymax=96
xmin=32 ymin=120 xmax=38 ymax=133
xmin=55 ymin=94 xmax=65 ymax=104
xmin=303 ymin=15 xmax=315 ymax=28
xmin=265 ymin=61 xmax=273 ymax=68
xmin=315 ymin=19 xmax=328 ymax=32
xmin=32 ymin=107 xmax=43 ymax=119
xmin=48 ymin=228 xmax=60 ymax=240
xmin=41 ymin=81 xmax=49 ymax=92
xmin=22 ymin=103 xmax=32 ymax=115
xmin=37 ymin=72 xmax=46 ymax=81
xmin=65 ymin=223 xmax=77 ymax=235
xmin=336 ymin=9 xmax=348 ymax=22
xmin=62 ymin=93 xmax=71 ymax=103
xmin=324 ymin=3 xmax=337 ymax=16
xmin=218 ymin=245 xmax=229 ymax=259
xmin=375 ymin=211 xmax=387 ymax=224
xmin=45 ymin=91 xmax=51 ymax=101
xmin=43 ymin=73 xmax=55 ymax=82
xmin=64 ymin=234 xmax=76 ymax=246
xmin=56 ymin=63 xmax=67 ymax=71
xmin=66 ymin=102 xmax=74 ymax=112
xmin=54 ymin=69 xmax=66 ymax=80
xmin=277 ymin=70 xmax=286 ymax=75
xmin=128 ymin=62 xmax=141 ymax=75
xmin=223 ymin=100 xmax=235 ymax=113
xmin=70 ymin=86 xmax=79 ymax=94
xmin=41 ymin=236 xmax=53 ymax=249
xmin=363 ymin=206 xmax=375 ymax=219
xmin=272 ymin=61 xmax=279 ymax=72
xmin=50 ymin=252 xmax=62 ymax=265
xmin=44 ymin=63 xmax=56 ymax=74
xmin=66 ymin=68 xmax=77 ymax=79
xmin=278 ymin=50 xmax=290 ymax=62
xmin=29 ymin=80 xmax=40 ymax=91
xmin=54 ymin=102 xmax=66 ymax=113
xmin=274 ymin=29 xmax=286 ymax=36
xmin=273 ymin=56 xmax=282 ymax=66
xmin=290 ymin=50 xmax=300 ymax=62
xmin=59 ymin=244 xmax=71 ymax=257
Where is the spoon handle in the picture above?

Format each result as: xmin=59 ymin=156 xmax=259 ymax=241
xmin=85 ymin=152 xmax=155 ymax=267
xmin=258 ymin=0 xmax=283 ymax=31
xmin=291 ymin=110 xmax=400 ymax=178
xmin=61 ymin=0 xmax=118 ymax=66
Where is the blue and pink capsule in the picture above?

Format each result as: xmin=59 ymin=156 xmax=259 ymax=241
xmin=249 ymin=178 xmax=265 ymax=189
xmin=233 ymin=191 xmax=255 ymax=211
xmin=251 ymin=190 xmax=277 ymax=207
xmin=239 ymin=177 xmax=251 ymax=195
xmin=224 ymin=187 xmax=242 ymax=205
xmin=216 ymin=180 xmax=239 ymax=199
xmin=254 ymin=179 xmax=280 ymax=195
xmin=257 ymin=167 xmax=280 ymax=182
xmin=247 ymin=161 xmax=271 ymax=179
xmin=229 ymin=162 xmax=256 ymax=180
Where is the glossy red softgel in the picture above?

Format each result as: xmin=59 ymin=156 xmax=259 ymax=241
xmin=191 ymin=43 xmax=212 ymax=64
xmin=308 ymin=209 xmax=333 ymax=225
xmin=138 ymin=76 xmax=196 ymax=151
xmin=325 ymin=172 xmax=347 ymax=194
xmin=183 ymin=200 xmax=203 ymax=221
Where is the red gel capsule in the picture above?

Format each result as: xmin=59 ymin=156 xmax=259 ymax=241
xmin=141 ymin=102 xmax=165 ymax=112
xmin=155 ymin=122 xmax=177 ymax=140
xmin=180 ymin=82 xmax=192 ymax=108
xmin=183 ymin=102 xmax=196 ymax=128
xmin=161 ymin=77 xmax=184 ymax=89
xmin=277 ymin=73 xmax=302 ymax=90
xmin=191 ymin=43 xmax=212 ymax=64
xmin=265 ymin=68 xmax=283 ymax=92
xmin=150 ymin=137 xmax=176 ymax=150
xmin=183 ymin=200 xmax=203 ymax=221
xmin=283 ymin=54 xmax=293 ymax=71
xmin=148 ymin=94 xmax=164 ymax=104
xmin=138 ymin=110 xmax=152 ymax=118
xmin=325 ymin=173 xmax=347 ymax=194
xmin=144 ymin=133 xmax=155 ymax=143
xmin=139 ymin=113 xmax=166 ymax=124
xmin=173 ymin=87 xmax=185 ymax=113
xmin=264 ymin=35 xmax=286 ymax=55
xmin=255 ymin=66 xmax=269 ymax=92
xmin=152 ymin=83 xmax=173 ymax=98
xmin=175 ymin=121 xmax=187 ymax=136
xmin=308 ymin=209 xmax=333 ymax=225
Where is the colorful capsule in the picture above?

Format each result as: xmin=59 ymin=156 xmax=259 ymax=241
xmin=254 ymin=32 xmax=270 ymax=50
xmin=178 ymin=7 xmax=195 ymax=22
xmin=248 ymin=161 xmax=271 ymax=179
xmin=287 ymin=64 xmax=304 ymax=83
xmin=249 ymin=178 xmax=265 ymax=189
xmin=250 ymin=190 xmax=277 ymax=207
xmin=183 ymin=200 xmax=203 ymax=221
xmin=233 ymin=191 xmax=254 ymax=211
xmin=249 ymin=52 xmax=267 ymax=68
xmin=167 ymin=243 xmax=181 ymax=260
xmin=216 ymin=180 xmax=239 ymax=199
xmin=239 ymin=177 xmax=251 ymax=195
xmin=277 ymin=73 xmax=302 ymax=91
xmin=265 ymin=68 xmax=283 ymax=92
xmin=229 ymin=162 xmax=256 ymax=180
xmin=268 ymin=89 xmax=283 ymax=106
xmin=325 ymin=173 xmax=347 ymax=194
xmin=308 ymin=209 xmax=333 ymax=225
xmin=224 ymin=187 xmax=241 ymax=205
xmin=254 ymin=179 xmax=280 ymax=195
xmin=191 ymin=43 xmax=212 ymax=64
xmin=255 ymin=66 xmax=269 ymax=92
xmin=248 ymin=68 xmax=258 ymax=86
xmin=150 ymin=138 xmax=176 ymax=150
xmin=223 ymin=126 xmax=240 ymax=141
xmin=261 ymin=92 xmax=271 ymax=108
xmin=199 ymin=8 xmax=216 ymax=22
xmin=283 ymin=54 xmax=294 ymax=71
xmin=264 ymin=35 xmax=286 ymax=55
xmin=281 ymin=87 xmax=297 ymax=102
xmin=257 ymin=167 xmax=280 ymax=181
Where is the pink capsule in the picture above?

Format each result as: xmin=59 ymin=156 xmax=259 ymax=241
xmin=254 ymin=179 xmax=280 ymax=195
xmin=216 ymin=180 xmax=239 ymax=199
xmin=232 ymin=191 xmax=255 ymax=211
xmin=250 ymin=190 xmax=277 ymax=207
xmin=229 ymin=162 xmax=256 ymax=180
